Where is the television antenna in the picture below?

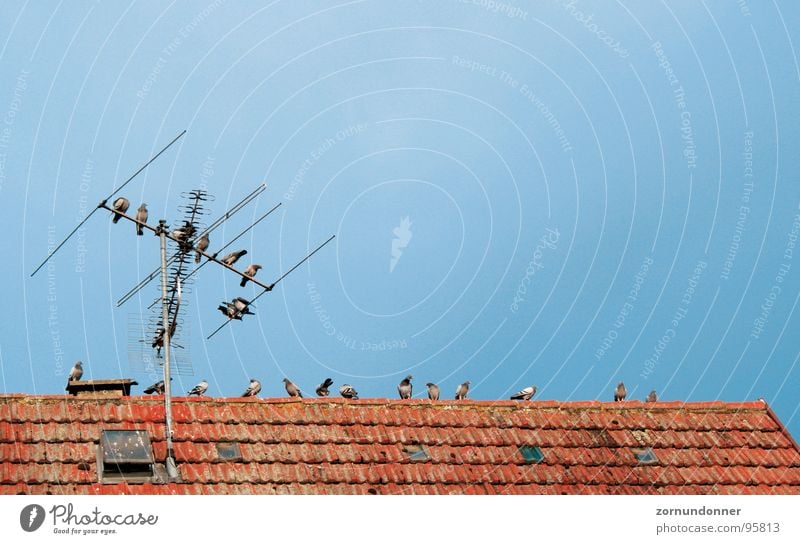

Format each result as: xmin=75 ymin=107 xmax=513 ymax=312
xmin=30 ymin=130 xmax=336 ymax=481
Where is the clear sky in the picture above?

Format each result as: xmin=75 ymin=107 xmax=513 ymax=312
xmin=1 ymin=2 xmax=799 ymax=436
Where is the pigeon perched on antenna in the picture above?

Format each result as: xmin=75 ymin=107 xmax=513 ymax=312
xmin=283 ymin=378 xmax=303 ymax=398
xmin=233 ymin=297 xmax=253 ymax=316
xmin=111 ymin=197 xmax=129 ymax=223
xmin=339 ymin=384 xmax=359 ymax=399
xmin=455 ymin=381 xmax=470 ymax=400
xmin=510 ymin=385 xmax=537 ymax=401
xmin=646 ymin=390 xmax=658 ymax=402
xmin=221 ymin=249 xmax=247 ymax=266
xmin=143 ymin=379 xmax=170 ymax=395
xmin=316 ymin=378 xmax=334 ymax=397
xmin=218 ymin=297 xmax=254 ymax=320
xmin=194 ymin=233 xmax=209 ymax=263
xmin=398 ymin=375 xmax=413 ymax=399
xmin=242 ymin=379 xmax=262 ymax=397
xmin=188 ymin=380 xmax=208 ymax=396
xmin=240 ymin=264 xmax=262 ymax=287
xmin=135 ymin=203 xmax=148 ymax=235
xmin=426 ymin=383 xmax=440 ymax=400
xmin=66 ymin=361 xmax=83 ymax=389
xmin=172 ymin=222 xmax=195 ymax=252
xmin=152 ymin=320 xmax=177 ymax=356
xmin=614 ymin=382 xmax=627 ymax=402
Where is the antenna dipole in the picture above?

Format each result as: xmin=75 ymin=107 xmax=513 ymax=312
xmin=29 ymin=130 xmax=186 ymax=277
xmin=144 ymin=202 xmax=282 ymax=310
xmin=116 ymin=184 xmax=268 ymax=307
xmin=205 ymin=234 xmax=336 ymax=340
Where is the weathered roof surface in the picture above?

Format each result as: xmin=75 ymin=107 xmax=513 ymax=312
xmin=1 ymin=395 xmax=799 ymax=495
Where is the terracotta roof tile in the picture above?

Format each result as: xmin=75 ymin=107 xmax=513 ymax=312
xmin=1 ymin=396 xmax=798 ymax=495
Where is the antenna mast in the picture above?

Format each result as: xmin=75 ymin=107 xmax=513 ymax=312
xmin=157 ymin=220 xmax=179 ymax=478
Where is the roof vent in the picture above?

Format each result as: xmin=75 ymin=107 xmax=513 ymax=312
xmin=216 ymin=442 xmax=242 ymax=461
xmin=519 ymin=445 xmax=545 ymax=464
xmin=402 ymin=444 xmax=431 ymax=462
xmin=632 ymin=447 xmax=658 ymax=465
xmin=67 ymin=379 xmax=138 ymax=398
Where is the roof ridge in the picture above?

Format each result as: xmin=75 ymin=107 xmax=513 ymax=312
xmin=0 ymin=394 xmax=771 ymax=412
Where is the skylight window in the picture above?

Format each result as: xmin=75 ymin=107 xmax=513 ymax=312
xmin=98 ymin=429 xmax=155 ymax=482
xmin=632 ymin=447 xmax=658 ymax=465
xmin=519 ymin=445 xmax=545 ymax=464
xmin=402 ymin=444 xmax=431 ymax=462
xmin=216 ymin=442 xmax=242 ymax=461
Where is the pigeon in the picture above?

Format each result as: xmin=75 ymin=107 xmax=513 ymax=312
xmin=455 ymin=381 xmax=471 ymax=400
xmin=614 ymin=382 xmax=627 ymax=402
xmin=218 ymin=298 xmax=254 ymax=320
xmin=398 ymin=375 xmax=413 ymax=399
xmin=339 ymin=384 xmax=359 ymax=399
xmin=152 ymin=320 xmax=177 ymax=350
xmin=242 ymin=379 xmax=262 ymax=397
xmin=111 ymin=197 xmax=129 ymax=223
xmin=510 ymin=385 xmax=537 ymax=401
xmin=316 ymin=378 xmax=334 ymax=397
xmin=135 ymin=203 xmax=148 ymax=235
xmin=283 ymin=378 xmax=303 ymax=398
xmin=194 ymin=233 xmax=209 ymax=263
xmin=646 ymin=390 xmax=658 ymax=403
xmin=171 ymin=222 xmax=196 ymax=252
xmin=188 ymin=380 xmax=208 ymax=396
xmin=221 ymin=249 xmax=247 ymax=267
xmin=218 ymin=302 xmax=239 ymax=320
xmin=426 ymin=383 xmax=440 ymax=401
xmin=66 ymin=361 xmax=83 ymax=389
xmin=240 ymin=264 xmax=263 ymax=287
xmin=143 ymin=380 xmax=168 ymax=395
xmin=171 ymin=222 xmax=195 ymax=242
xmin=232 ymin=297 xmax=254 ymax=316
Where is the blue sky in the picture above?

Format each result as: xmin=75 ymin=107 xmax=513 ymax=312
xmin=1 ymin=1 xmax=799 ymax=436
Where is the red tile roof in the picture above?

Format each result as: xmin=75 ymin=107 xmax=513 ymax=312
xmin=1 ymin=395 xmax=799 ymax=495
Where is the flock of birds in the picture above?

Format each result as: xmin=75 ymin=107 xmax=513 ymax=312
xmin=67 ymin=363 xmax=657 ymax=403
xmin=111 ymin=196 xmax=265 ymax=326
xmin=94 ymin=201 xmax=664 ymax=403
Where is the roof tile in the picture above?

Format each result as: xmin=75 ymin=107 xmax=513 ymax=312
xmin=1 ymin=396 xmax=798 ymax=495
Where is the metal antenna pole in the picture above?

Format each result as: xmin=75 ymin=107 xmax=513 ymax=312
xmin=158 ymin=219 xmax=179 ymax=479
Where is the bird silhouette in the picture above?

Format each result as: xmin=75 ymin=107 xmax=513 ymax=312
xmin=194 ymin=233 xmax=209 ymax=263
xmin=316 ymin=378 xmax=334 ymax=397
xmin=111 ymin=197 xmax=129 ymax=223
xmin=187 ymin=380 xmax=208 ymax=396
xmin=66 ymin=361 xmax=83 ymax=390
xmin=283 ymin=378 xmax=303 ymax=398
xmin=339 ymin=384 xmax=359 ymax=399
xmin=240 ymin=264 xmax=263 ymax=287
xmin=221 ymin=250 xmax=247 ymax=266
xmin=646 ymin=390 xmax=658 ymax=402
xmin=242 ymin=379 xmax=262 ymax=397
xmin=135 ymin=203 xmax=148 ymax=235
xmin=426 ymin=383 xmax=440 ymax=401
xmin=398 ymin=375 xmax=413 ymax=399
xmin=614 ymin=382 xmax=627 ymax=402
xmin=143 ymin=379 xmax=171 ymax=395
xmin=510 ymin=385 xmax=537 ymax=401
xmin=455 ymin=381 xmax=471 ymax=400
